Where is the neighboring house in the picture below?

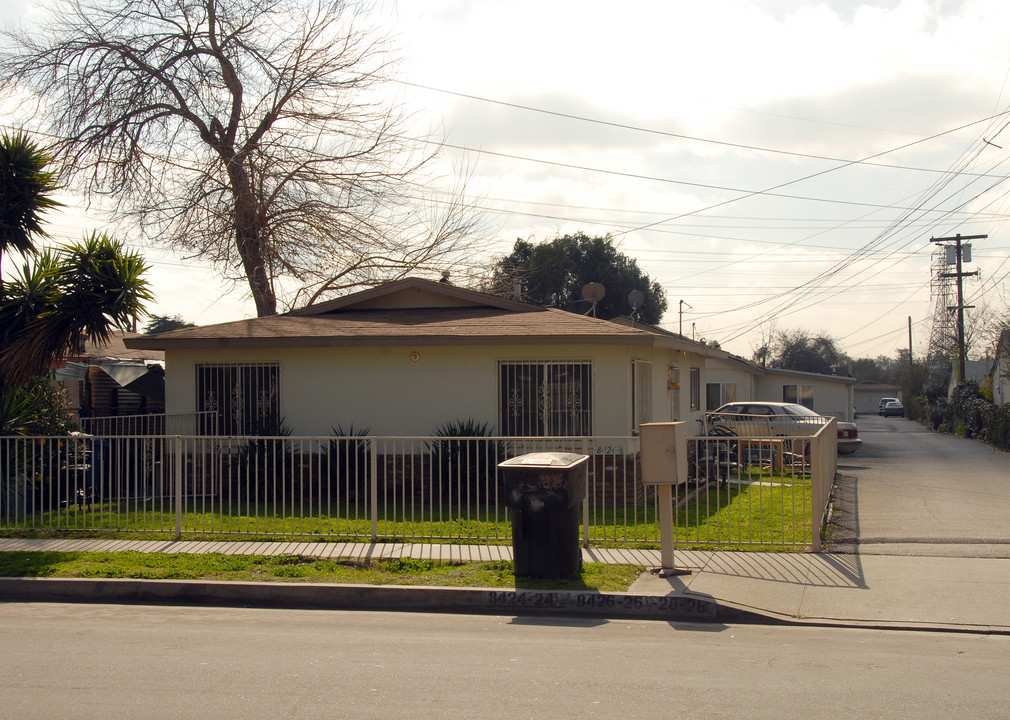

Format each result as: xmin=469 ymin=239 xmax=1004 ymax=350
xmin=54 ymin=331 xmax=166 ymax=419
xmin=756 ymin=367 xmax=856 ymax=422
xmin=705 ymin=355 xmax=857 ymax=422
xmin=125 ymin=278 xmax=718 ymax=437
xmin=992 ymin=329 xmax=1010 ymax=406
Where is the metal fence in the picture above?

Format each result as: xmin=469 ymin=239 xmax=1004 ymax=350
xmin=80 ymin=412 xmax=218 ymax=436
xmin=0 ymin=427 xmax=836 ymax=550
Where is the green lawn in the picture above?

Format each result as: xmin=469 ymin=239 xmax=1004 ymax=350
xmin=4 ymin=473 xmax=813 ymax=550
xmin=0 ymin=550 xmax=643 ymax=591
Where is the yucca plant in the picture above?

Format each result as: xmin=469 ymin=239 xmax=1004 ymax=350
xmin=328 ymin=424 xmax=371 ymax=502
xmin=0 ymin=234 xmax=152 ymax=384
xmin=0 ymin=130 xmax=61 ymax=284
xmin=237 ymin=415 xmax=293 ymax=501
xmin=428 ymin=419 xmax=503 ymax=504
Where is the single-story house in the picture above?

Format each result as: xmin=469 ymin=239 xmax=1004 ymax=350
xmin=125 ymin=278 xmax=722 ymax=438
xmin=704 ymin=355 xmax=857 ymax=422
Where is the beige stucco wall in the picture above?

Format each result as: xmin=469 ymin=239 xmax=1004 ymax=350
xmin=755 ymin=373 xmax=855 ymax=421
xmin=164 ymin=343 xmax=710 ymax=437
xmin=703 ymin=359 xmax=758 ymax=409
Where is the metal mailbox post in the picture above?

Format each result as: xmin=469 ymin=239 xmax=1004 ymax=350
xmin=640 ymin=422 xmax=692 ymax=576
xmin=498 ymin=452 xmax=589 ymax=579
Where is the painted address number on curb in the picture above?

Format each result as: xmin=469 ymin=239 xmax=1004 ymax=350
xmin=484 ymin=590 xmax=717 ymax=618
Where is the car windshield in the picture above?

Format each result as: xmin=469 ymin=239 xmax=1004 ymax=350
xmin=781 ymin=404 xmax=820 ymax=417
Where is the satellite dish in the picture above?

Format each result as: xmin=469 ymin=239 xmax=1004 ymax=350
xmin=628 ymin=290 xmax=645 ymax=310
xmin=580 ymin=282 xmax=606 ymax=317
xmin=581 ymin=282 xmax=606 ymax=302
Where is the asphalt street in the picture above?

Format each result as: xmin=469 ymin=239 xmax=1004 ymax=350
xmin=1 ymin=603 xmax=1008 ymax=720
xmin=830 ymin=414 xmax=1010 ymax=557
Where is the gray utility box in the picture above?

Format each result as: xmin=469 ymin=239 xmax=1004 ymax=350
xmin=498 ymin=452 xmax=588 ymax=579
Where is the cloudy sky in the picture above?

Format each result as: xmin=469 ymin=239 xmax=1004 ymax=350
xmin=4 ymin=0 xmax=1010 ymax=361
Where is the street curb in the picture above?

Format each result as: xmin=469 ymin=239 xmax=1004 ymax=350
xmin=0 ymin=577 xmax=775 ymax=625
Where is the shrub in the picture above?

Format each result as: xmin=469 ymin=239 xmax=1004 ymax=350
xmin=237 ymin=415 xmax=293 ymax=500
xmin=943 ymin=381 xmax=1010 ymax=449
xmin=428 ymin=419 xmax=503 ymax=503
xmin=0 ymin=377 xmax=77 ymax=436
xmin=328 ymin=424 xmax=371 ymax=502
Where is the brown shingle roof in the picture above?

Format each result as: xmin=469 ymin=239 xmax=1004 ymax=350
xmin=126 ymin=306 xmax=660 ymax=350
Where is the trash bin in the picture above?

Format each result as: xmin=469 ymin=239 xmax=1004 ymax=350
xmin=498 ymin=452 xmax=588 ymax=579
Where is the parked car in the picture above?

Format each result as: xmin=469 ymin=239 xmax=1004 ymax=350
xmin=878 ymin=397 xmax=900 ymax=415
xmin=882 ymin=400 xmax=905 ymax=418
xmin=709 ymin=401 xmax=862 ymax=455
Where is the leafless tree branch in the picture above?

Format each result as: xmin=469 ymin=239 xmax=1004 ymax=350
xmin=1 ymin=0 xmax=487 ymax=315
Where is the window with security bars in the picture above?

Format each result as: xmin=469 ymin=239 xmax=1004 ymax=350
xmin=499 ymin=361 xmax=593 ymax=436
xmin=196 ymin=363 xmax=280 ymax=435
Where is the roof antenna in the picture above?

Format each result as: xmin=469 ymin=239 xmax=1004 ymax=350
xmin=628 ymin=290 xmax=645 ymax=322
xmin=580 ymin=282 xmax=606 ymax=317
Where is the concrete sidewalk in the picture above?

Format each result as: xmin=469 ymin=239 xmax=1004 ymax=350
xmin=2 ymin=537 xmax=1008 ymax=632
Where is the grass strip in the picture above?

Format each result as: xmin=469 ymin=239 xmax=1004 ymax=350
xmin=0 ymin=551 xmax=643 ymax=592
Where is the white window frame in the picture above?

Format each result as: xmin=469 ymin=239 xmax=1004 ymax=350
xmin=631 ymin=360 xmax=653 ymax=432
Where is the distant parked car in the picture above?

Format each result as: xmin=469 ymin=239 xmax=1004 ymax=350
xmin=882 ymin=401 xmax=905 ymax=418
xmin=878 ymin=397 xmax=900 ymax=415
xmin=709 ymin=401 xmax=862 ymax=455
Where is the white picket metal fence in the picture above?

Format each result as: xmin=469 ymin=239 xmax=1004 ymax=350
xmin=0 ymin=426 xmax=836 ymax=550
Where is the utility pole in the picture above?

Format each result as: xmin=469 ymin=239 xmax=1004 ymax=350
xmin=929 ymin=234 xmax=981 ymax=384
xmin=679 ymin=300 xmax=692 ymax=336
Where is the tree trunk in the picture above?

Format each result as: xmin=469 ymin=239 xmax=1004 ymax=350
xmin=227 ymin=162 xmax=277 ymax=317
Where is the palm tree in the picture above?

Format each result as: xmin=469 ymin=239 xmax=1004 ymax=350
xmin=0 ymin=130 xmax=61 ymax=285
xmin=0 ymin=232 xmax=152 ymax=385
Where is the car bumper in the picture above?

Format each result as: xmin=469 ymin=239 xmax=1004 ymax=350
xmin=838 ymin=438 xmax=862 ymax=454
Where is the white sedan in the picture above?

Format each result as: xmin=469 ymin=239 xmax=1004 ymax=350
xmin=709 ymin=401 xmax=862 ymax=455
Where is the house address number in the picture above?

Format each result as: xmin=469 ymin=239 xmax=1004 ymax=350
xmin=484 ymin=590 xmax=716 ymax=618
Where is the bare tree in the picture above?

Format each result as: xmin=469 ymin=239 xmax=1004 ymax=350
xmin=1 ymin=0 xmax=482 ymax=316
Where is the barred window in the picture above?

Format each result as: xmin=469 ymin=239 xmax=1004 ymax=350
xmin=196 ymin=363 xmax=280 ymax=435
xmin=499 ymin=360 xmax=592 ymax=436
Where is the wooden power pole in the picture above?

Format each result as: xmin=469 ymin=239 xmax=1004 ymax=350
xmin=929 ymin=234 xmax=981 ymax=384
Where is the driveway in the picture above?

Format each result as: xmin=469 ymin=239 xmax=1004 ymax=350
xmin=829 ymin=414 xmax=1010 ymax=557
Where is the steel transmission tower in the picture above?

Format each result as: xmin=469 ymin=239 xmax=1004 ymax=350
xmin=927 ymin=246 xmax=957 ymax=369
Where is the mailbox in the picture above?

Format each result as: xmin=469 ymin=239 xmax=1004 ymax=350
xmin=640 ymin=422 xmax=688 ymax=486
xmin=639 ymin=422 xmax=692 ymax=575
